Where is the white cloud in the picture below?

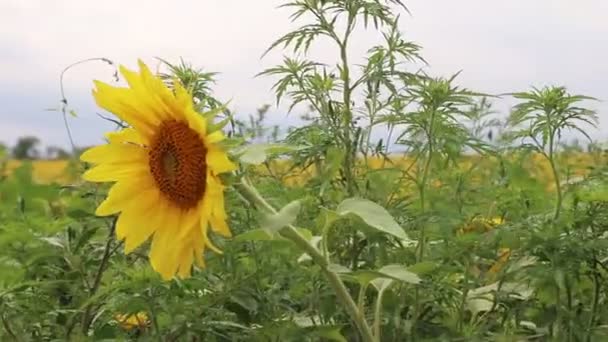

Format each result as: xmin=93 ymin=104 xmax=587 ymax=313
xmin=1 ymin=0 xmax=607 ymax=147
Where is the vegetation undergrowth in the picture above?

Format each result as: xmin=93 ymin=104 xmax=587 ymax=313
xmin=1 ymin=1 xmax=607 ymax=341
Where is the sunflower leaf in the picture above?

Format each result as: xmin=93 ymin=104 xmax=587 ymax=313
xmin=336 ymin=198 xmax=408 ymax=240
xmin=234 ymin=143 xmax=303 ymax=165
xmin=235 ymin=229 xmax=276 ymax=241
xmin=260 ymin=200 xmax=301 ymax=232
xmin=377 ymin=264 xmax=421 ymax=284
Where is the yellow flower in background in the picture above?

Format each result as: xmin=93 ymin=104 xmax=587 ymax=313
xmin=457 ymin=216 xmax=512 ymax=280
xmin=487 ymin=247 xmax=512 ymax=277
xmin=457 ymin=216 xmax=504 ymax=235
xmin=80 ymin=60 xmax=236 ymax=280
xmin=114 ymin=312 xmax=150 ymax=331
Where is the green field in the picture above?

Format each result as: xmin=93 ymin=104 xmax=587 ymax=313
xmin=2 ymin=1 xmax=608 ymax=341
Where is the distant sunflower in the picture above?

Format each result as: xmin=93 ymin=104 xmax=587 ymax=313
xmin=115 ymin=312 xmax=150 ymax=331
xmin=80 ymin=60 xmax=236 ymax=280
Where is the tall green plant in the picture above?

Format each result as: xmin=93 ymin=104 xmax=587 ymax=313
xmin=507 ymin=86 xmax=598 ymax=220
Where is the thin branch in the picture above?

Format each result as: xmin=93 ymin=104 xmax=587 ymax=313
xmin=81 ymin=217 xmax=118 ymax=335
xmin=59 ymin=57 xmax=115 ymax=154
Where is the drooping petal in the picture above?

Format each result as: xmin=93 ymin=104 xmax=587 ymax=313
xmin=209 ymin=214 xmax=231 ymax=238
xmin=122 ymin=195 xmax=168 ymax=254
xmin=95 ymin=175 xmax=155 ymax=216
xmin=149 ymin=208 xmax=183 ymax=280
xmin=191 ymin=218 xmax=207 ymax=267
xmin=200 ymin=219 xmax=223 ymax=254
xmin=177 ymin=247 xmax=194 ymax=278
xmin=176 ymin=204 xmax=202 ymax=240
xmin=115 ymin=188 xmax=160 ymax=242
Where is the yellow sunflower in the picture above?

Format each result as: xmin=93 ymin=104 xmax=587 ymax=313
xmin=80 ymin=60 xmax=236 ymax=280
xmin=114 ymin=312 xmax=150 ymax=331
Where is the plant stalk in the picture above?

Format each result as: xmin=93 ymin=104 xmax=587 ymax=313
xmin=234 ymin=178 xmax=376 ymax=342
xmin=547 ymin=133 xmax=562 ymax=221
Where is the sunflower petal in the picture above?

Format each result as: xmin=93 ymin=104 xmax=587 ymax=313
xmin=177 ymin=247 xmax=194 ymax=278
xmin=209 ymin=214 xmax=232 ymax=238
xmin=95 ymin=176 xmax=155 ymax=216
xmin=121 ymin=63 xmax=175 ymax=122
xmin=105 ymin=128 xmax=149 ymax=145
xmin=82 ymin=164 xmax=149 ymax=182
xmin=123 ymin=194 xmax=166 ymax=254
xmin=176 ymin=203 xmax=203 ymax=240
xmin=201 ymin=220 xmax=223 ymax=254
xmin=149 ymin=207 xmax=183 ymax=280
xmin=138 ymin=60 xmax=187 ymax=122
xmin=186 ymin=111 xmax=208 ymax=137
xmin=206 ymin=130 xmax=225 ymax=144
xmin=80 ymin=143 xmax=147 ymax=165
xmin=92 ymin=81 xmax=158 ymax=136
xmin=115 ymin=188 xmax=160 ymax=241
xmin=207 ymin=147 xmax=236 ymax=174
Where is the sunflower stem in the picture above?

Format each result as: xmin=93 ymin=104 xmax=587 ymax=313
xmin=234 ymin=177 xmax=376 ymax=342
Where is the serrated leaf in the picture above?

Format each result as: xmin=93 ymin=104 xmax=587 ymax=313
xmin=336 ymin=198 xmax=408 ymax=240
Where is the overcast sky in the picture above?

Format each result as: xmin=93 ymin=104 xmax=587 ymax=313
xmin=1 ymin=0 xmax=607 ymax=150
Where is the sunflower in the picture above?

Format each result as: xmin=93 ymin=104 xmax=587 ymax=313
xmin=80 ymin=60 xmax=236 ymax=280
xmin=114 ymin=312 xmax=150 ymax=331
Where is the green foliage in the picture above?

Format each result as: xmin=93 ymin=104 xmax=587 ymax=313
xmin=1 ymin=2 xmax=607 ymax=342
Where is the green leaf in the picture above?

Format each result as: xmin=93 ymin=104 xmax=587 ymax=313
xmin=236 ymin=144 xmax=268 ymax=164
xmin=346 ymin=270 xmax=385 ymax=285
xmin=370 ymin=278 xmax=394 ymax=292
xmin=318 ymin=207 xmax=340 ymax=232
xmin=377 ymin=264 xmax=421 ymax=284
xmin=407 ymin=261 xmax=438 ymax=275
xmin=327 ymin=263 xmax=351 ymax=274
xmin=315 ymin=326 xmax=347 ymax=342
xmin=234 ymin=143 xmax=302 ymax=165
xmin=336 ymin=198 xmax=408 ymax=240
xmin=67 ymin=209 xmax=91 ymax=219
xmin=344 ymin=264 xmax=421 ymax=286
xmin=235 ymin=229 xmax=276 ymax=242
xmin=260 ymin=200 xmax=301 ymax=232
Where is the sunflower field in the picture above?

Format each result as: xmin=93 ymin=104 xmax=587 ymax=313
xmin=2 ymin=1 xmax=608 ymax=341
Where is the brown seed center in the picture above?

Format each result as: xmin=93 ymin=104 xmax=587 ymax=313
xmin=148 ymin=120 xmax=207 ymax=209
